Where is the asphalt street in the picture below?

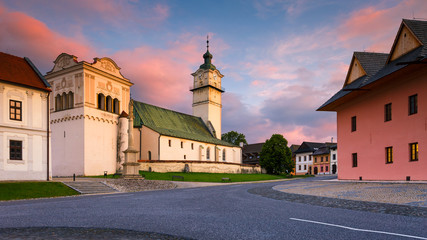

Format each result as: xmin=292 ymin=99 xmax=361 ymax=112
xmin=0 ymin=176 xmax=426 ymax=240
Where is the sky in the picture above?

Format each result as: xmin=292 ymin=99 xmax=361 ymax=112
xmin=1 ymin=0 xmax=426 ymax=145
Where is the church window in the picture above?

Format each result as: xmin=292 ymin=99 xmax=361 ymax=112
xmin=148 ymin=151 xmax=151 ymax=160
xmin=9 ymin=140 xmax=23 ymax=160
xmin=222 ymin=149 xmax=226 ymax=161
xmin=10 ymin=100 xmax=22 ymax=121
xmin=181 ymin=141 xmax=183 ymax=148
xmin=62 ymin=92 xmax=68 ymax=110
xmin=191 ymin=143 xmax=194 ymax=150
xmin=184 ymin=155 xmax=186 ymax=160
xmin=168 ymin=140 xmax=171 ymax=147
xmin=67 ymin=91 xmax=74 ymax=109
xmin=113 ymin=98 xmax=120 ymax=114
xmin=98 ymin=93 xmax=105 ymax=110
xmin=55 ymin=94 xmax=62 ymax=111
xmin=106 ymin=96 xmax=112 ymax=112
xmin=206 ymin=147 xmax=210 ymax=160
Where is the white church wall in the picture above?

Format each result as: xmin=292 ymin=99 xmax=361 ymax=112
xmin=135 ymin=126 xmax=159 ymax=160
xmin=159 ymin=136 xmax=201 ymax=161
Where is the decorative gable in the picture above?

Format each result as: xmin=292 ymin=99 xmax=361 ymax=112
xmin=343 ymin=56 xmax=366 ymax=87
xmin=388 ymin=24 xmax=422 ymax=62
xmin=91 ymin=57 xmax=125 ymax=79
xmin=49 ymin=53 xmax=79 ymax=73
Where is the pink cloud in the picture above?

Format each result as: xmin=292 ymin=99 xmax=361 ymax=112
xmin=6 ymin=0 xmax=169 ymax=29
xmin=0 ymin=4 xmax=94 ymax=71
xmin=337 ymin=0 xmax=427 ymax=52
xmin=113 ymin=34 xmax=214 ymax=112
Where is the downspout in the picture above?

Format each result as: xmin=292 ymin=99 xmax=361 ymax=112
xmin=46 ymin=92 xmax=50 ymax=181
xmin=158 ymin=135 xmax=161 ymax=160
xmin=215 ymin=144 xmax=217 ymax=162
xmin=139 ymin=127 xmax=142 ymax=160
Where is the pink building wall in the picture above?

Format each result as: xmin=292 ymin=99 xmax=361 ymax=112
xmin=337 ymin=67 xmax=426 ymax=181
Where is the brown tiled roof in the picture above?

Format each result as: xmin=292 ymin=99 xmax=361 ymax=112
xmin=0 ymin=52 xmax=51 ymax=91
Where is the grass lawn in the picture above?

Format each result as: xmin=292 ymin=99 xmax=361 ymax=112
xmin=139 ymin=171 xmax=309 ymax=182
xmin=0 ymin=182 xmax=80 ymax=201
xmin=88 ymin=172 xmax=313 ymax=182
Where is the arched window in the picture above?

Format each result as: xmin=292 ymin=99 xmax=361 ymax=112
xmin=62 ymin=92 xmax=67 ymax=110
xmin=113 ymin=98 xmax=120 ymax=114
xmin=222 ymin=149 xmax=226 ymax=161
xmin=98 ymin=93 xmax=105 ymax=110
xmin=148 ymin=151 xmax=151 ymax=160
xmin=67 ymin=91 xmax=74 ymax=109
xmin=106 ymin=96 xmax=112 ymax=112
xmin=206 ymin=147 xmax=210 ymax=160
xmin=55 ymin=94 xmax=62 ymax=111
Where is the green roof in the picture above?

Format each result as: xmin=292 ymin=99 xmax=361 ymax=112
xmin=133 ymin=101 xmax=237 ymax=147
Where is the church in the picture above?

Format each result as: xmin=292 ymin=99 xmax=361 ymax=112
xmin=47 ymin=42 xmax=253 ymax=177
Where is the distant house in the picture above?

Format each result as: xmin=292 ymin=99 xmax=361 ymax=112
xmin=294 ymin=142 xmax=325 ymax=175
xmin=318 ymin=19 xmax=427 ymax=181
xmin=312 ymin=145 xmax=331 ymax=175
xmin=330 ymin=144 xmax=338 ymax=174
xmin=242 ymin=143 xmax=264 ymax=165
xmin=0 ymin=52 xmax=51 ymax=180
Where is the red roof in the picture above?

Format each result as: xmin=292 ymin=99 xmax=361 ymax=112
xmin=0 ymin=52 xmax=51 ymax=91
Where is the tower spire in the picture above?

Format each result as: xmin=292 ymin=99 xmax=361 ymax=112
xmin=200 ymin=35 xmax=216 ymax=70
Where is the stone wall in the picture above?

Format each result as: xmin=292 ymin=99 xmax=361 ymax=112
xmin=138 ymin=160 xmax=261 ymax=174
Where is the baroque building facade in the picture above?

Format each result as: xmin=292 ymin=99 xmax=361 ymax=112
xmin=46 ymin=53 xmax=132 ymax=176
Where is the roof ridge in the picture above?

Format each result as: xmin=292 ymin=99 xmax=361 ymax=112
xmin=133 ymin=100 xmax=200 ymax=119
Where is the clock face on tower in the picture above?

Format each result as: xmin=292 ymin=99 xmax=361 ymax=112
xmin=213 ymin=74 xmax=217 ymax=80
xmin=198 ymin=73 xmax=203 ymax=80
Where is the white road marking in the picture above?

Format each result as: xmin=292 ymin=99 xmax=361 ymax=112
xmin=290 ymin=217 xmax=427 ymax=240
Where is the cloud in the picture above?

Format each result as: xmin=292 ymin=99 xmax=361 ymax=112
xmin=3 ymin=0 xmax=170 ymax=31
xmin=0 ymin=4 xmax=94 ymax=71
xmin=337 ymin=0 xmax=427 ymax=52
xmin=113 ymin=34 xmax=214 ymax=113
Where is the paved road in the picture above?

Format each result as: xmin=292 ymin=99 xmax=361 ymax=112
xmin=0 ymin=176 xmax=426 ymax=239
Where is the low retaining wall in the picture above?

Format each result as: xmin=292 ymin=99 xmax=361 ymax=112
xmin=137 ymin=160 xmax=261 ymax=174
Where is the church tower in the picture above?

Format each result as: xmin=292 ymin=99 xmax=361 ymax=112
xmin=191 ymin=37 xmax=224 ymax=139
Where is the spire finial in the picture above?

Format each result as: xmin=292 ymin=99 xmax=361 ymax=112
xmin=206 ymin=35 xmax=209 ymax=51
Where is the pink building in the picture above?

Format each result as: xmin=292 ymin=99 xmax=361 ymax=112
xmin=318 ymin=19 xmax=426 ymax=181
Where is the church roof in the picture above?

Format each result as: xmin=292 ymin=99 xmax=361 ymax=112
xmin=0 ymin=52 xmax=51 ymax=91
xmin=133 ymin=101 xmax=237 ymax=147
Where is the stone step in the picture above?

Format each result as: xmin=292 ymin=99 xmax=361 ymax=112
xmin=63 ymin=181 xmax=118 ymax=194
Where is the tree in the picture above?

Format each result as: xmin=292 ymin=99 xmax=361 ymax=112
xmin=221 ymin=131 xmax=248 ymax=146
xmin=259 ymin=134 xmax=294 ymax=175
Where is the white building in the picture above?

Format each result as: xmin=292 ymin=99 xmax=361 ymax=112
xmin=133 ymin=43 xmax=243 ymax=172
xmin=0 ymin=52 xmax=51 ymax=180
xmin=330 ymin=144 xmax=338 ymax=174
xmin=294 ymin=142 xmax=324 ymax=175
xmin=46 ymin=53 xmax=132 ymax=176
xmin=132 ymin=101 xmax=241 ymax=163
